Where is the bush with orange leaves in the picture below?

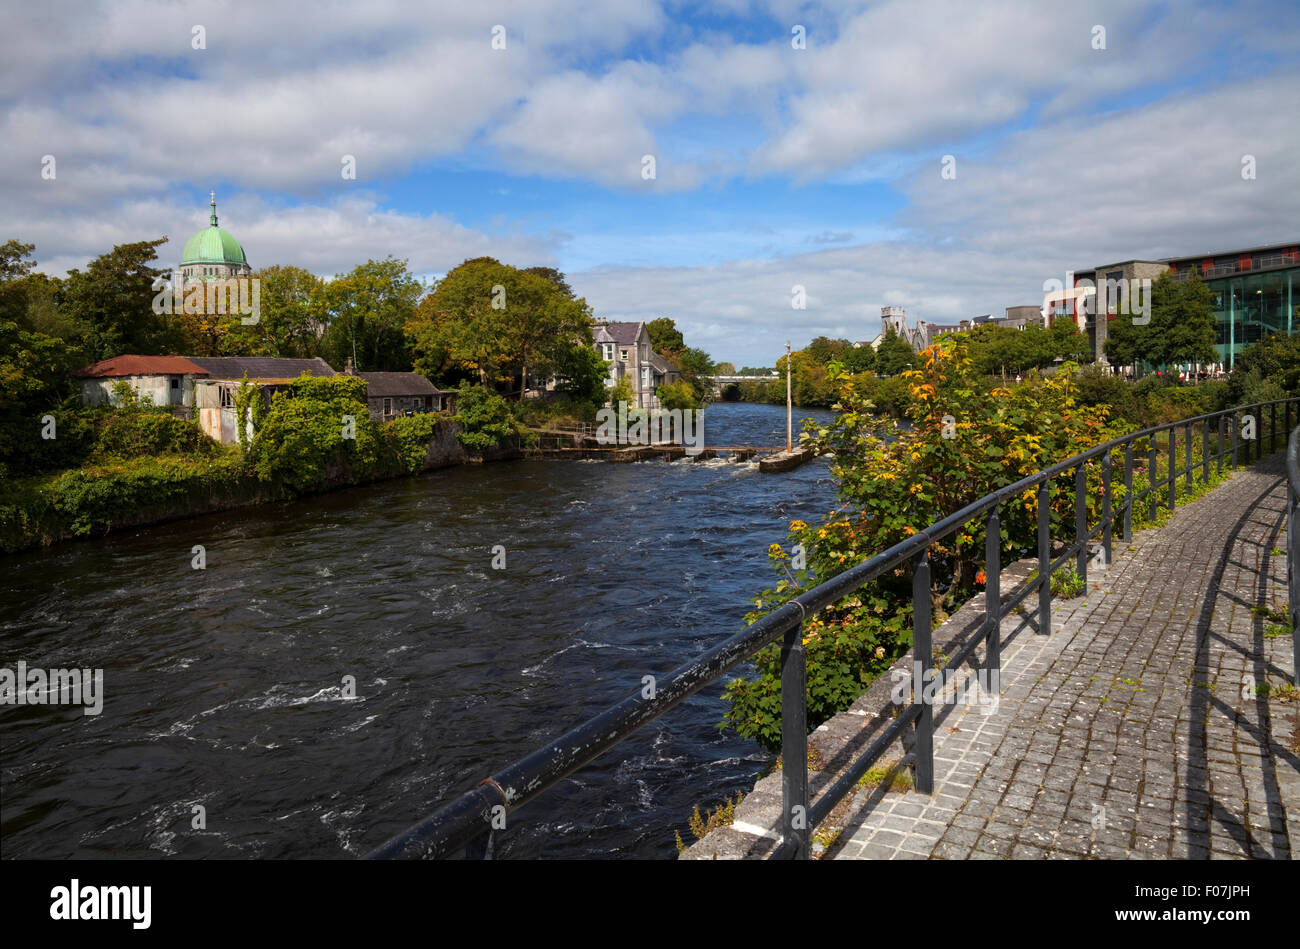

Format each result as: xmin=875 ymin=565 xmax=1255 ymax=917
xmin=722 ymin=336 xmax=1128 ymax=750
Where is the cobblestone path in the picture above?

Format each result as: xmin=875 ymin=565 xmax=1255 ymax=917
xmin=832 ymin=456 xmax=1300 ymax=860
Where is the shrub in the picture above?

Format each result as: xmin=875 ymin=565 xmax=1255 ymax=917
xmin=722 ymin=338 xmax=1129 ymax=750
xmin=452 ymin=382 xmax=533 ymax=451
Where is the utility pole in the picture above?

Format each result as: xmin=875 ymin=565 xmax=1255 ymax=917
xmin=786 ymin=340 xmax=792 ymax=453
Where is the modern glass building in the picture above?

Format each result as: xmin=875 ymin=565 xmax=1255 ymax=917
xmin=1166 ymin=245 xmax=1299 ymax=367
xmin=1070 ymin=242 xmax=1299 ymax=369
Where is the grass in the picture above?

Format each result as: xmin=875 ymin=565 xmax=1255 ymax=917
xmin=675 ymin=791 xmax=745 ymax=853
xmin=857 ymin=763 xmax=914 ymax=792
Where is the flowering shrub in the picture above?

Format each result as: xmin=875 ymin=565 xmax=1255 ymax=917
xmin=723 ymin=337 xmax=1129 ymax=750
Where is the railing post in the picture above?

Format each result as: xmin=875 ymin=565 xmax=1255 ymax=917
xmin=985 ymin=506 xmax=1001 ymax=694
xmin=1291 ymin=474 xmax=1300 ymax=686
xmin=1184 ymin=422 xmax=1193 ymax=489
xmin=1075 ymin=464 xmax=1087 ymax=582
xmin=1102 ymin=452 xmax=1112 ymax=568
xmin=780 ymin=620 xmax=809 ymax=859
xmin=1202 ymin=419 xmax=1209 ymax=484
xmin=1219 ymin=415 xmax=1226 ymax=474
xmin=1123 ymin=443 xmax=1134 ymax=541
xmin=911 ymin=550 xmax=933 ymax=794
xmin=1271 ymin=402 xmax=1277 ymax=454
xmin=1168 ymin=427 xmax=1176 ymax=512
xmin=1148 ymin=440 xmax=1158 ymax=523
xmin=1232 ymin=413 xmax=1239 ymax=469
xmin=1038 ymin=482 xmax=1051 ymax=635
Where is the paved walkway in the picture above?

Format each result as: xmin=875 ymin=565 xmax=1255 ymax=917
xmin=830 ymin=456 xmax=1300 ymax=859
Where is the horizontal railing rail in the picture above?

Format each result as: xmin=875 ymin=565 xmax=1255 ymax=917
xmin=365 ymin=397 xmax=1300 ymax=860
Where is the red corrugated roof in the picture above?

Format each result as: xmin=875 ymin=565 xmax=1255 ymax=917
xmin=73 ymin=355 xmax=210 ymax=378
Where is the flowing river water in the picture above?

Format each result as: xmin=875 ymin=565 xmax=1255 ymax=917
xmin=1 ymin=402 xmax=842 ymax=859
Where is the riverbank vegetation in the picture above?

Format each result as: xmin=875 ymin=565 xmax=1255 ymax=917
xmin=722 ymin=333 xmax=1298 ymax=751
xmin=0 ymin=374 xmax=519 ymax=553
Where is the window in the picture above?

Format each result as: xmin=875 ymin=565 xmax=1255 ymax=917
xmin=620 ymin=348 xmax=629 ymax=360
xmin=219 ymin=385 xmax=234 ymax=408
xmin=170 ymin=377 xmax=179 ymax=389
xmin=383 ymin=397 xmax=392 ymax=416
xmin=641 ymin=367 xmax=650 ymax=387
xmin=602 ymin=343 xmax=613 ymax=360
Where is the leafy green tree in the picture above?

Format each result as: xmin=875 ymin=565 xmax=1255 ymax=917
xmin=1106 ymin=272 xmax=1216 ymax=372
xmin=874 ymin=326 xmax=917 ymax=376
xmin=0 ymin=319 xmax=90 ymax=476
xmin=407 ymin=258 xmax=592 ymax=393
xmin=656 ymin=379 xmax=698 ymax=411
xmin=1222 ymin=332 xmax=1300 ymax=406
xmin=550 ymin=340 xmax=608 ymax=410
xmin=805 ymin=336 xmax=851 ymax=365
xmin=645 ymin=317 xmax=685 ymax=359
xmin=319 ymin=257 xmax=423 ymax=371
xmin=223 ymin=265 xmax=327 ymax=357
xmin=841 ymin=344 xmax=876 ymax=374
xmin=452 ymin=382 xmax=531 ymax=450
xmin=675 ymin=346 xmax=717 ymax=402
xmin=61 ymin=238 xmax=185 ymax=362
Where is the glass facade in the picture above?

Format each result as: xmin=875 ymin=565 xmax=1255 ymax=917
xmin=1205 ymin=266 xmax=1299 ymax=368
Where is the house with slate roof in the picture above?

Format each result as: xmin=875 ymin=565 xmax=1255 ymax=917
xmin=591 ymin=319 xmax=680 ymax=410
xmin=185 ymin=356 xmax=336 ymax=443
xmin=340 ymin=359 xmax=455 ymax=421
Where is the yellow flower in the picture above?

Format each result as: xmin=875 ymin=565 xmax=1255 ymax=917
xmin=789 ymin=519 xmax=807 ymax=531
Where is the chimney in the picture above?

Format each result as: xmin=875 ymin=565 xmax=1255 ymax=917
xmin=344 ymin=356 xmax=355 ymax=375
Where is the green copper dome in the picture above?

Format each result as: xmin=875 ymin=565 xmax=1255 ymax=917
xmin=180 ymin=192 xmax=248 ymax=267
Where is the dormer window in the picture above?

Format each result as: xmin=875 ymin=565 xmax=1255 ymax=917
xmin=601 ymin=344 xmax=614 ymax=360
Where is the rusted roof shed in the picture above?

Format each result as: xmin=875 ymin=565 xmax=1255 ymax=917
xmin=72 ymin=355 xmax=210 ymax=378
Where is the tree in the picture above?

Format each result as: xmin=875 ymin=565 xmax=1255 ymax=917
xmin=550 ymin=339 xmax=608 ymax=410
xmin=0 ymin=318 xmax=86 ymax=476
xmin=805 ymin=336 xmax=851 ymax=365
xmin=319 ymin=257 xmax=423 ymax=371
xmin=1106 ymin=272 xmax=1216 ymax=372
xmin=645 ymin=317 xmax=685 ymax=359
xmin=874 ymin=326 xmax=917 ymax=376
xmin=60 ymin=238 xmax=185 ymax=362
xmin=841 ymin=344 xmax=876 ymax=374
xmin=223 ymin=265 xmax=327 ymax=358
xmin=407 ymin=258 xmax=592 ymax=394
xmin=676 ymin=346 xmax=717 ymax=402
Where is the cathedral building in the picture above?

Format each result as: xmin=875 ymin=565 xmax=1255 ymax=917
xmin=179 ymin=192 xmax=251 ymax=281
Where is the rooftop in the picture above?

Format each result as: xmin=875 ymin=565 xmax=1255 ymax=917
xmin=73 ymin=355 xmax=209 ymax=378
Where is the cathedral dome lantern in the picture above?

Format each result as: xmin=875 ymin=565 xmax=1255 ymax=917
xmin=179 ymin=191 xmax=251 ymax=281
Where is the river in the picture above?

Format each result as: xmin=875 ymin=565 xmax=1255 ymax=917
xmin=0 ymin=402 xmax=842 ymax=859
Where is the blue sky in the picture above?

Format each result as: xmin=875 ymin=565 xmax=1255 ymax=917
xmin=3 ymin=0 xmax=1298 ymax=366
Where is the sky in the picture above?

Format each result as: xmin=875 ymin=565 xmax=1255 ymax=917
xmin=2 ymin=0 xmax=1298 ymax=368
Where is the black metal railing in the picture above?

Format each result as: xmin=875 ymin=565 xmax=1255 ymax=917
xmin=365 ymin=397 xmax=1300 ymax=860
xmin=1287 ymin=425 xmax=1300 ymax=686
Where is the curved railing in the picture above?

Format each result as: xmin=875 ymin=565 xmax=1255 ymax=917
xmin=365 ymin=397 xmax=1300 ymax=860
xmin=1287 ymin=425 xmax=1300 ymax=688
